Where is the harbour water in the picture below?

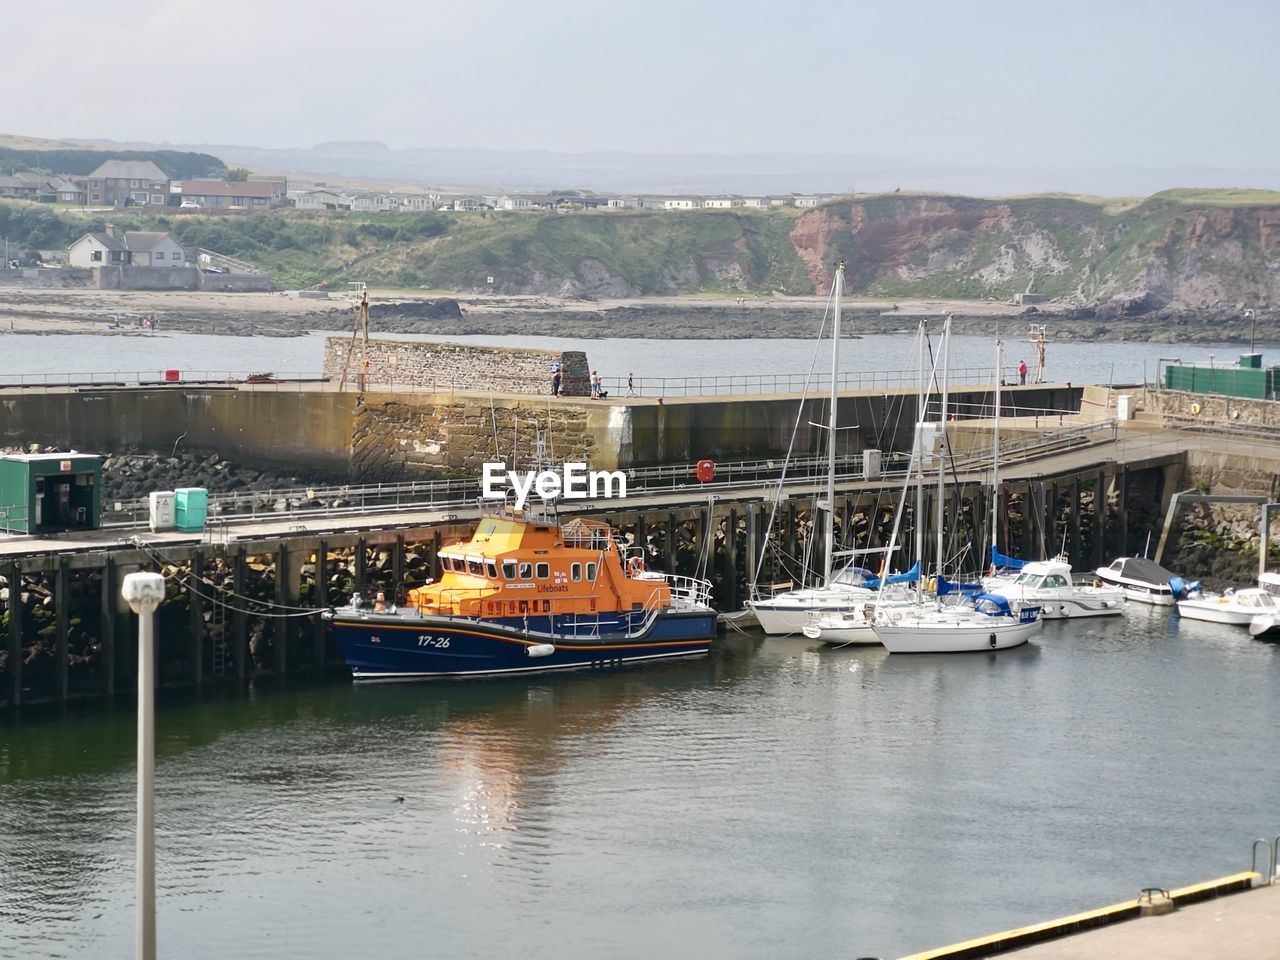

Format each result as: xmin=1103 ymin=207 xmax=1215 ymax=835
xmin=2 ymin=611 xmax=1277 ymax=959
xmin=0 ymin=329 xmax=1249 ymax=386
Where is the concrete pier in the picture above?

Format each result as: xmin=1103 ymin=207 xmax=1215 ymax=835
xmin=899 ymin=873 xmax=1276 ymax=960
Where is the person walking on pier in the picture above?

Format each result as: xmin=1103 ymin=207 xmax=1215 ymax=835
xmin=627 ymin=372 xmax=636 ymax=397
xmin=551 ymin=369 xmax=561 ymax=397
xmin=1018 ymin=359 xmax=1028 ymax=385
xmin=591 ymin=370 xmax=603 ymax=399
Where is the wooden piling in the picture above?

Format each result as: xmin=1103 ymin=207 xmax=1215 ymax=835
xmin=233 ymin=552 xmax=247 ymax=680
xmin=315 ymin=541 xmax=328 ymax=673
xmin=190 ymin=550 xmax=204 ymax=687
xmin=101 ymin=558 xmax=115 ymax=696
xmin=55 ymin=558 xmax=69 ymax=703
xmin=726 ymin=508 xmax=739 ymax=610
xmin=7 ymin=563 xmax=21 ymax=707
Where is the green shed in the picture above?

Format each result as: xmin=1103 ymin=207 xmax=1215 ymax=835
xmin=0 ymin=453 xmax=103 ymax=535
xmin=1164 ymin=353 xmax=1280 ymax=399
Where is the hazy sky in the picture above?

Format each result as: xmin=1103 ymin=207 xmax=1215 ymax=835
xmin=8 ymin=0 xmax=1278 ymax=170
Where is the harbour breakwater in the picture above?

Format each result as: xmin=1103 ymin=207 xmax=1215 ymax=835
xmin=0 ymin=378 xmax=1085 ymax=478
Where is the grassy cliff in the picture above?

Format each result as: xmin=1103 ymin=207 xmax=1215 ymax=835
xmin=4 ymin=190 xmax=1279 ymax=310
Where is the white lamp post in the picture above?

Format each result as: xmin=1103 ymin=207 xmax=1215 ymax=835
xmin=122 ymin=571 xmax=166 ymax=960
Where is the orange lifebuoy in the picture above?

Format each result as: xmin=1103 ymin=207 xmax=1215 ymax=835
xmin=627 ymin=556 xmax=644 ymax=577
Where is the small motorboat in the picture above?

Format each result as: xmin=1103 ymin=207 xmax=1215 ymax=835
xmin=1094 ymin=557 xmax=1198 ymax=607
xmin=1251 ymin=572 xmax=1280 ymax=639
xmin=986 ymin=558 xmax=1124 ymax=619
xmin=1178 ymin=587 xmax=1280 ymax=627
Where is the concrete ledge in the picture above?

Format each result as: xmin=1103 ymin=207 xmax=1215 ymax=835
xmin=898 ymin=871 xmax=1259 ymax=960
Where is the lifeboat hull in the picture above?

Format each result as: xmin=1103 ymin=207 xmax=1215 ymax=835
xmin=327 ymin=609 xmax=716 ymax=679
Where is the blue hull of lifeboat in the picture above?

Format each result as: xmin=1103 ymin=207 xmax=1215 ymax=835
xmin=328 ymin=610 xmax=717 ymax=679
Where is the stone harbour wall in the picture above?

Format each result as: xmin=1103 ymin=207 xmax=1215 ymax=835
xmin=323 ymin=337 xmax=591 ymax=396
xmin=1148 ymin=388 xmax=1280 ymax=428
xmin=350 ymin=392 xmax=614 ymax=480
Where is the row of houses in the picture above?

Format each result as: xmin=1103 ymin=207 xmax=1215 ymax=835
xmin=296 ymin=189 xmax=438 ymax=212
xmin=0 ymin=173 xmax=90 ymax=204
xmin=294 ymin=188 xmax=832 ymax=213
xmin=610 ymin=195 xmax=829 ymax=210
xmin=0 ymin=160 xmax=289 ymax=210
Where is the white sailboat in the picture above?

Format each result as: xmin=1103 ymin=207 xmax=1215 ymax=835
xmin=748 ymin=261 xmax=889 ymax=634
xmin=872 ymin=317 xmax=1043 ymax=653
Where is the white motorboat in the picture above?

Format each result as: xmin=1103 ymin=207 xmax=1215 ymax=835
xmin=1177 ymin=587 xmax=1280 ymax=627
xmin=1094 ymin=557 xmax=1196 ymax=606
xmin=873 ymin=594 xmax=1042 ymax=653
xmin=1252 ymin=572 xmax=1280 ymax=638
xmin=986 ymin=558 xmax=1124 ymax=619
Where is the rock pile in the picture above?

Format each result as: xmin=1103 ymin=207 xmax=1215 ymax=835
xmin=1 ymin=444 xmax=340 ymax=503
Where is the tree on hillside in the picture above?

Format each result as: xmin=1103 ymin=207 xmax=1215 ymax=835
xmin=224 ymin=167 xmax=250 ymax=181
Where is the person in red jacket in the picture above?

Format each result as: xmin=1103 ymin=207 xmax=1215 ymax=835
xmin=1018 ymin=359 xmax=1028 ymax=385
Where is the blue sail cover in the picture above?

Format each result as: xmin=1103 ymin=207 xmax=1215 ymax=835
xmin=864 ymin=561 xmax=921 ymax=590
xmin=990 ymin=546 xmax=1029 ymax=571
xmin=972 ymin=593 xmax=1013 ymax=616
xmin=936 ymin=576 xmax=983 ymax=596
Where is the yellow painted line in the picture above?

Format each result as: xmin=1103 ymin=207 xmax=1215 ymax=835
xmin=897 ymin=871 xmax=1261 ymax=960
xmin=1168 ymin=870 xmax=1259 ymax=903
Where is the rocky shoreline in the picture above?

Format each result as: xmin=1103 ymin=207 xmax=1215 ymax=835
xmin=1 ymin=289 xmax=1276 ymax=344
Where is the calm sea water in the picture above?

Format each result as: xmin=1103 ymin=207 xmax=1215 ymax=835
xmin=2 ymin=612 xmax=1278 ymax=959
xmin=0 ymin=329 xmax=1253 ymax=386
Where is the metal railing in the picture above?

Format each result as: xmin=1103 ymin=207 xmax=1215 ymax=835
xmin=1 ymin=366 xmax=1022 ymax=398
xmin=1250 ymin=837 xmax=1277 ymax=886
xmin=662 ymin=574 xmax=715 ymax=609
xmin=0 ymin=370 xmax=330 ymax=393
xmin=603 ymin=366 xmax=1014 ymax=397
xmin=94 ymin=421 xmax=1116 ymax=533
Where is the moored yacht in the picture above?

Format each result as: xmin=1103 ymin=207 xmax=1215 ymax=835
xmin=873 ymin=593 xmax=1042 ymax=653
xmin=1094 ymin=557 xmax=1197 ymax=606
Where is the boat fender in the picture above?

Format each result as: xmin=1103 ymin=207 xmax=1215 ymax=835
xmin=526 ymin=643 xmax=556 ymax=658
xmin=1191 ymin=402 xmax=1201 ymax=415
xmin=988 ymin=633 xmax=997 ymax=648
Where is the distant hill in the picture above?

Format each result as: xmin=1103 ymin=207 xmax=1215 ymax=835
xmin=0 ymin=144 xmax=224 ymax=179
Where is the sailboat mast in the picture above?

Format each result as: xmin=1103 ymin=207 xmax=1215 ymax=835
xmin=915 ymin=322 xmax=925 ymax=582
xmin=935 ymin=314 xmax=951 ymax=582
xmin=822 ymin=261 xmax=844 ymax=585
xmin=992 ymin=336 xmax=1002 ymax=562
